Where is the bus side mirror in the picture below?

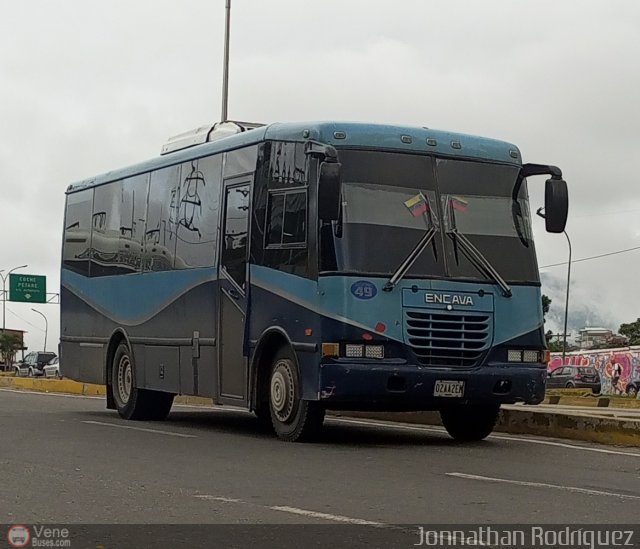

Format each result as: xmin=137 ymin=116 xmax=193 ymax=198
xmin=544 ymin=177 xmax=568 ymax=233
xmin=318 ymin=162 xmax=342 ymax=221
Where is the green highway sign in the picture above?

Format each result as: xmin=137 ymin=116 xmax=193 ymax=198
xmin=9 ymin=274 xmax=47 ymax=303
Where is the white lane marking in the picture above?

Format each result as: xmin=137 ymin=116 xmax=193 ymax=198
xmin=269 ymin=506 xmax=387 ymax=527
xmin=195 ymin=495 xmax=403 ymax=530
xmin=82 ymin=420 xmax=196 ymax=438
xmin=0 ymin=388 xmax=103 ymax=399
xmin=195 ymin=496 xmax=241 ymax=503
xmin=446 ymin=472 xmax=640 ymax=500
xmin=328 ymin=417 xmax=640 ymax=458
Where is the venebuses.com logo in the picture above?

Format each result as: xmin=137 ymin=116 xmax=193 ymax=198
xmin=6 ymin=525 xmax=71 ymax=548
xmin=7 ymin=525 xmax=30 ymax=548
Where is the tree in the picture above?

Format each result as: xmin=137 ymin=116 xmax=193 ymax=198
xmin=542 ymin=295 xmax=551 ymax=321
xmin=619 ymin=318 xmax=640 ymax=346
xmin=0 ymin=333 xmax=22 ymax=369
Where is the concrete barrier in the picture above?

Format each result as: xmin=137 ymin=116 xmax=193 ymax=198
xmin=1 ymin=377 xmax=638 ymax=447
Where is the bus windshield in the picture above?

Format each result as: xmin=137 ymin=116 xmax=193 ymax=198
xmin=321 ymin=150 xmax=539 ymax=284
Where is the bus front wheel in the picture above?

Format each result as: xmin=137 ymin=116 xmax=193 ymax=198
xmin=440 ymin=404 xmax=500 ymax=442
xmin=110 ymin=342 xmax=174 ymax=421
xmin=269 ymin=347 xmax=324 ymax=442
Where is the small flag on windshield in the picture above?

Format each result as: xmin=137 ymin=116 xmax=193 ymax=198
xmin=450 ymin=196 xmax=468 ymax=212
xmin=404 ymin=193 xmax=429 ymax=217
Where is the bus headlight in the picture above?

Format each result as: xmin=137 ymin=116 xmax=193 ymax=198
xmin=522 ymin=350 xmax=541 ymax=363
xmin=345 ymin=344 xmax=365 ymax=358
xmin=365 ymin=345 xmax=384 ymax=359
xmin=507 ymin=350 xmax=543 ymax=363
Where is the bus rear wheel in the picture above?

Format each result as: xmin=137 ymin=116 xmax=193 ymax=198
xmin=269 ymin=347 xmax=324 ymax=442
xmin=440 ymin=404 xmax=500 ymax=442
xmin=110 ymin=342 xmax=174 ymax=421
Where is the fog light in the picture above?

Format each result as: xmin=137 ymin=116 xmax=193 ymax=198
xmin=365 ymin=345 xmax=384 ymax=359
xmin=345 ymin=344 xmax=364 ymax=358
xmin=507 ymin=350 xmax=523 ymax=362
xmin=523 ymin=350 xmax=540 ymax=363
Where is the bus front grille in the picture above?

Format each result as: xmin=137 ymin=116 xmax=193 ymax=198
xmin=404 ymin=310 xmax=492 ymax=368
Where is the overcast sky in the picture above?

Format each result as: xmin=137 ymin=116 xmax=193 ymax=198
xmin=2 ymin=0 xmax=640 ymax=352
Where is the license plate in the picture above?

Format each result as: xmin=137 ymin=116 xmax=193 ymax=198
xmin=433 ymin=380 xmax=465 ymax=398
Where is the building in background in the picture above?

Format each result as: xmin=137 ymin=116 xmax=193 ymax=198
xmin=575 ymin=327 xmax=628 ymax=350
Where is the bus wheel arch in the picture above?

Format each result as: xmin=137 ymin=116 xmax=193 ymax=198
xmin=267 ymin=345 xmax=325 ymax=442
xmin=105 ymin=330 xmax=131 ymax=410
xmin=106 ymin=331 xmax=173 ymax=421
xmin=251 ymin=329 xmax=291 ymax=421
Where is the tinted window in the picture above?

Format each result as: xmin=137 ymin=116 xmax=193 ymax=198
xmin=91 ymin=181 xmax=124 ymax=277
xmin=436 ymin=159 xmax=538 ymax=284
xmin=224 ymin=145 xmax=258 ymax=178
xmin=118 ymin=174 xmax=149 ymax=274
xmin=266 ymin=189 xmax=307 ymax=247
xmin=175 ymin=156 xmax=222 ymax=268
xmin=266 ymin=193 xmax=284 ymax=246
xmin=251 ymin=142 xmax=310 ymax=278
xmin=322 ymin=151 xmax=443 ymax=277
xmin=63 ymin=189 xmax=93 ymax=276
xmin=269 ymin=142 xmax=307 ymax=189
xmin=145 ymin=166 xmax=180 ymax=272
xmin=222 ymin=185 xmax=250 ymax=288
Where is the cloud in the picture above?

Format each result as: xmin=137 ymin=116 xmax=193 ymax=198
xmin=1 ymin=0 xmax=640 ymax=352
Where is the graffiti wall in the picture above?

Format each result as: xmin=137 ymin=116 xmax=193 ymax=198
xmin=549 ymin=347 xmax=640 ymax=395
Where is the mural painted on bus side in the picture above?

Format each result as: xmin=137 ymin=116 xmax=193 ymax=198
xmin=549 ymin=347 xmax=640 ymax=395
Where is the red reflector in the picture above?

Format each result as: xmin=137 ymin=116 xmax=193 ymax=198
xmin=304 ymin=328 xmax=313 ymax=336
xmin=375 ymin=322 xmax=386 ymax=333
xmin=362 ymin=333 xmax=373 ymax=341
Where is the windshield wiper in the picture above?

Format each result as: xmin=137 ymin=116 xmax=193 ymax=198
xmin=383 ymin=227 xmax=437 ymax=292
xmin=449 ymin=228 xmax=512 ymax=298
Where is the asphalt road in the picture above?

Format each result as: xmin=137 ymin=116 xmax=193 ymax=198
xmin=1 ymin=389 xmax=639 ymax=528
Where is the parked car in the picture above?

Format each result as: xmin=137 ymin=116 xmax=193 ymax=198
xmin=15 ymin=351 xmax=57 ymax=377
xmin=547 ymin=366 xmax=601 ymax=393
xmin=626 ymin=378 xmax=640 ymax=398
xmin=43 ymin=356 xmax=61 ymax=379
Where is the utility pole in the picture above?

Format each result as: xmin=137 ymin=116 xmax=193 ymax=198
xmin=221 ymin=0 xmax=231 ymax=122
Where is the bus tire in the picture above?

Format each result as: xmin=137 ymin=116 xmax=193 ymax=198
xmin=269 ymin=347 xmax=324 ymax=442
xmin=111 ymin=342 xmax=174 ymax=421
xmin=440 ymin=404 xmax=499 ymax=442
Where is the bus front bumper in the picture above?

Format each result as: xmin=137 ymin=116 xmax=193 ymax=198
xmin=317 ymin=361 xmax=547 ymax=410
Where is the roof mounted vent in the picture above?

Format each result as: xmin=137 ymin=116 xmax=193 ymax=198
xmin=160 ymin=120 xmax=265 ymax=155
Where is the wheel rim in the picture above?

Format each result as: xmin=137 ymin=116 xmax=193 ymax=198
xmin=629 ymin=387 xmax=638 ymax=397
xmin=116 ymin=354 xmax=133 ymax=405
xmin=270 ymin=360 xmax=296 ymax=423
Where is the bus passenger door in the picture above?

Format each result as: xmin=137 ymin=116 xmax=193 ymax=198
xmin=217 ymin=180 xmax=251 ymax=404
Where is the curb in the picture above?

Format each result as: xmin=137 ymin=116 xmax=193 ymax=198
xmin=0 ymin=375 xmax=106 ymax=396
xmin=1 ymin=377 xmax=638 ymax=447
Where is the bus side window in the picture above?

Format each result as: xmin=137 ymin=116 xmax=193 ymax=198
xmin=63 ymin=189 xmax=94 ymax=277
xmin=264 ymin=188 xmax=308 ymax=276
xmin=174 ymin=155 xmax=222 ymax=269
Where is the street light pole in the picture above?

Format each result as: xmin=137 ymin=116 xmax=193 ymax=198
xmin=0 ymin=264 xmax=28 ymax=333
xmin=562 ymin=230 xmax=572 ymax=364
xmin=221 ymin=0 xmax=231 ymax=122
xmin=536 ymin=209 xmax=572 ymax=363
xmin=31 ymin=308 xmax=48 ymax=352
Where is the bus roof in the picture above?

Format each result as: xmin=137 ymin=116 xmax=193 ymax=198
xmin=67 ymin=121 xmax=522 ymax=193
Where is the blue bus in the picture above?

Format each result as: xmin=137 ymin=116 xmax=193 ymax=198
xmin=60 ymin=121 xmax=568 ymax=442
